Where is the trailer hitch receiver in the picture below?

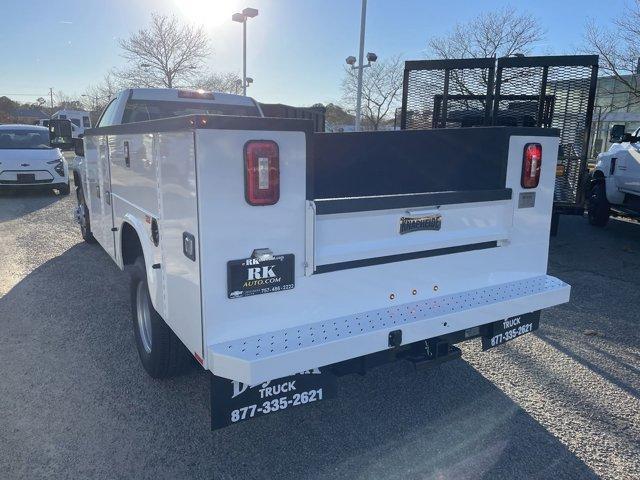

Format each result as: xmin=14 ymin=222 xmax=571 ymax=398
xmin=388 ymin=329 xmax=402 ymax=348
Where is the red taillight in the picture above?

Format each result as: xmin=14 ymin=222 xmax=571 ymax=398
xmin=244 ymin=140 xmax=280 ymax=206
xmin=521 ymin=143 xmax=542 ymax=189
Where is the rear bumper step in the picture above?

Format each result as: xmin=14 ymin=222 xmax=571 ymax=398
xmin=209 ymin=275 xmax=570 ymax=384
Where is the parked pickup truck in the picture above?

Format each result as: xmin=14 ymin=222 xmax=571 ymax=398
xmin=73 ymin=87 xmax=570 ymax=429
xmin=587 ymin=124 xmax=640 ymax=226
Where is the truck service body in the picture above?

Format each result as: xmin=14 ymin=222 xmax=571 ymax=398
xmin=74 ymin=88 xmax=570 ymax=429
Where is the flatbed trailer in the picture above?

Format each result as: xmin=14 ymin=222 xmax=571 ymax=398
xmin=400 ymin=55 xmax=599 ymax=234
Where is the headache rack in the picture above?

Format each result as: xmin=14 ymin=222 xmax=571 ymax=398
xmin=400 ymin=55 xmax=599 ymax=215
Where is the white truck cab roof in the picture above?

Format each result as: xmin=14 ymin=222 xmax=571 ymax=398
xmin=128 ymin=88 xmax=260 ymax=109
xmin=95 ymin=88 xmax=264 ymax=127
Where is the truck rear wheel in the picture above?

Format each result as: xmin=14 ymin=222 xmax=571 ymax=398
xmin=587 ymin=182 xmax=609 ymax=227
xmin=129 ymin=257 xmax=192 ymax=378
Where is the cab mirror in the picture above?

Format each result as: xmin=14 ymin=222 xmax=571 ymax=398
xmin=74 ymin=138 xmax=85 ymax=157
xmin=609 ymin=124 xmax=626 ymax=143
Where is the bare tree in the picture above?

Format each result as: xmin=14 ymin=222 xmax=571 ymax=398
xmin=193 ymin=72 xmax=242 ymax=94
xmin=84 ymin=71 xmax=120 ymax=106
xmin=425 ymin=7 xmax=547 ymax=102
xmin=428 ymin=7 xmax=546 ymax=60
xmin=54 ymin=91 xmax=83 ymax=110
xmin=312 ymin=103 xmax=354 ymax=131
xmin=117 ymin=13 xmax=210 ymax=88
xmin=584 ymin=1 xmax=640 ymax=104
xmin=81 ymin=71 xmax=123 ymax=122
xmin=341 ymin=55 xmax=404 ymax=130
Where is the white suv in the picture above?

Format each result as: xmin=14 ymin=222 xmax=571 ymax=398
xmin=0 ymin=124 xmax=70 ymax=195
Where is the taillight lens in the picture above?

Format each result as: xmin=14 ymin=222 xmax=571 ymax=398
xmin=521 ymin=143 xmax=542 ymax=189
xmin=244 ymin=140 xmax=280 ymax=205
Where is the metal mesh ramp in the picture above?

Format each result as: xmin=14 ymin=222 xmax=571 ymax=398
xmin=400 ymin=55 xmax=599 ymax=210
xmin=210 ymin=275 xmax=570 ymax=384
xmin=494 ymin=56 xmax=598 ymax=207
xmin=401 ymin=58 xmax=495 ymax=130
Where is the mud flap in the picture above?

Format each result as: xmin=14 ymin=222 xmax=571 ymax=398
xmin=210 ymin=368 xmax=336 ymax=430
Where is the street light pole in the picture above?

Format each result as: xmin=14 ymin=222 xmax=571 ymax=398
xmin=233 ymin=8 xmax=258 ymax=97
xmin=355 ymin=0 xmax=367 ymax=131
xmin=345 ymin=1 xmax=376 ymax=132
xmin=243 ymin=19 xmax=247 ymax=96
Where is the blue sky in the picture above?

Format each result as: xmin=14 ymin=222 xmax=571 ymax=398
xmin=0 ymin=0 xmax=623 ymax=107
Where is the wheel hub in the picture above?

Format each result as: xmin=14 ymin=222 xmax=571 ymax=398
xmin=136 ymin=282 xmax=153 ymax=354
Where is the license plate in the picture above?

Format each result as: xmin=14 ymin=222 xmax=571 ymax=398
xmin=17 ymin=173 xmax=36 ymax=183
xmin=399 ymin=214 xmax=442 ymax=234
xmin=481 ymin=311 xmax=540 ymax=351
xmin=227 ymin=254 xmax=295 ymax=299
xmin=210 ymin=368 xmax=336 ymax=430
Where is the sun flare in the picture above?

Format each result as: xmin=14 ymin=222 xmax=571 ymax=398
xmin=175 ymin=0 xmax=240 ymax=27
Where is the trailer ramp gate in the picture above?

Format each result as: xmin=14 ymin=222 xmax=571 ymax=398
xmin=400 ymin=55 xmax=599 ymax=211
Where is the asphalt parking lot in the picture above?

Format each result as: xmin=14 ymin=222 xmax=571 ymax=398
xmin=1 ymin=184 xmax=639 ymax=480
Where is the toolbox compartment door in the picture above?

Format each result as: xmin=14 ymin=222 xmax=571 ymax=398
xmin=307 ymin=128 xmax=519 ymax=273
xmin=308 ymin=191 xmax=513 ymax=273
xmin=156 ymin=131 xmax=203 ymax=358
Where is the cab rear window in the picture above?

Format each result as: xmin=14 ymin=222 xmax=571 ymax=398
xmin=122 ymin=100 xmax=261 ymax=124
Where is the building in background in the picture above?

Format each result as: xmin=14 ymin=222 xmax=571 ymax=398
xmin=590 ymin=73 xmax=640 ymax=157
xmin=9 ymin=108 xmax=49 ymax=124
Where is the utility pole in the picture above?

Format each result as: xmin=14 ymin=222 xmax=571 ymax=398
xmin=355 ymin=0 xmax=367 ymax=131
xmin=49 ymin=88 xmax=54 ymax=110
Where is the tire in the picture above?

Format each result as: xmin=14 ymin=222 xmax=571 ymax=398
xmin=58 ymin=181 xmax=70 ymax=196
xmin=76 ymin=186 xmax=96 ymax=243
xmin=587 ymin=181 xmax=610 ymax=227
xmin=128 ymin=256 xmax=193 ymax=378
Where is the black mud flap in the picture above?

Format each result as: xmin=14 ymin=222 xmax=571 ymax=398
xmin=210 ymin=368 xmax=336 ymax=430
xmin=481 ymin=311 xmax=541 ymax=351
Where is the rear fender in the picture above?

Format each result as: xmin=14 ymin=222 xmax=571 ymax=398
xmin=119 ymin=214 xmax=163 ymax=315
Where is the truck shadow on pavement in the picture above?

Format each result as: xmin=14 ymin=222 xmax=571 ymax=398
xmin=0 ymin=188 xmax=62 ymax=222
xmin=0 ymin=243 xmax=599 ymax=480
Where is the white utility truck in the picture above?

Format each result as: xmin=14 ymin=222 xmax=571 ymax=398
xmin=587 ymin=125 xmax=640 ymax=226
xmin=73 ymin=88 xmax=570 ymax=429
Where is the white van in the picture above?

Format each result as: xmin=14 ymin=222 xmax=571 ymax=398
xmin=51 ymin=109 xmax=91 ymax=138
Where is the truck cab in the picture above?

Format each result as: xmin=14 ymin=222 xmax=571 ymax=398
xmin=587 ymin=125 xmax=640 ymax=226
